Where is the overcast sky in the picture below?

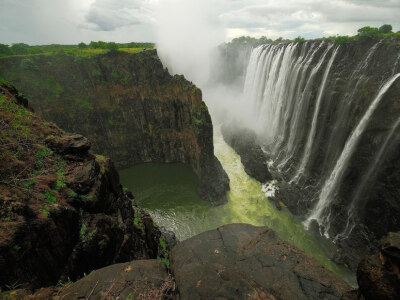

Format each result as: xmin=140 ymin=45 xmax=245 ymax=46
xmin=0 ymin=0 xmax=399 ymax=45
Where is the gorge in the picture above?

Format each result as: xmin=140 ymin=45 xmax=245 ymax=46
xmin=1 ymin=34 xmax=400 ymax=299
xmin=209 ymin=37 xmax=400 ymax=269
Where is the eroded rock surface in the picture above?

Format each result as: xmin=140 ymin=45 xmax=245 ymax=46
xmin=171 ymin=223 xmax=351 ymax=300
xmin=342 ymin=231 xmax=400 ymax=300
xmin=221 ymin=124 xmax=272 ymax=183
xmin=0 ymin=50 xmax=229 ymax=205
xmin=0 ymin=83 xmax=164 ymax=289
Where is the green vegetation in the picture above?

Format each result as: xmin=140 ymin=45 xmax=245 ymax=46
xmin=57 ymin=277 xmax=73 ymax=287
xmin=133 ymin=209 xmax=144 ymax=230
xmin=44 ymin=191 xmax=56 ymax=203
xmin=157 ymin=257 xmax=170 ymax=268
xmin=35 ymin=148 xmax=52 ymax=168
xmin=80 ymin=223 xmax=87 ymax=241
xmin=0 ymin=41 xmax=154 ymax=59
xmin=227 ymin=24 xmax=400 ymax=48
xmin=73 ymin=97 xmax=93 ymax=110
xmin=56 ymin=169 xmax=66 ymax=190
xmin=12 ymin=245 xmax=21 ymax=251
xmin=91 ymin=69 xmax=102 ymax=78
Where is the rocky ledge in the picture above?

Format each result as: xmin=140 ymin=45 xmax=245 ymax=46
xmin=0 ymin=82 xmax=164 ymax=290
xmin=221 ymin=124 xmax=272 ymax=183
xmin=171 ymin=223 xmax=351 ymax=299
xmin=342 ymin=231 xmax=400 ymax=300
xmin=6 ymin=224 xmax=353 ymax=299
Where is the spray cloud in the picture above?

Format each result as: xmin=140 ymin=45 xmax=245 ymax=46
xmin=154 ymin=0 xmax=225 ymax=86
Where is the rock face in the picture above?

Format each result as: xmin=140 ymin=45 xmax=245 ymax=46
xmin=0 ymin=83 xmax=164 ymax=289
xmin=0 ymin=50 xmax=229 ymax=205
xmin=218 ymin=38 xmax=400 ymax=270
xmin=342 ymin=231 xmax=400 ymax=300
xmin=221 ymin=124 xmax=272 ymax=183
xmin=171 ymin=224 xmax=351 ymax=299
xmin=7 ymin=223 xmax=352 ymax=299
xmin=59 ymin=260 xmax=174 ymax=299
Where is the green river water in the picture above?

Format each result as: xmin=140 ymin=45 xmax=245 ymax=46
xmin=119 ymin=128 xmax=356 ymax=285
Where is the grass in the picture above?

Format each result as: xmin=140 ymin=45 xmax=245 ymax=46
xmin=80 ymin=223 xmax=87 ymax=241
xmin=157 ymin=257 xmax=170 ymax=268
xmin=44 ymin=191 xmax=56 ymax=203
xmin=118 ymin=47 xmax=148 ymax=54
xmin=0 ymin=47 xmax=151 ymax=60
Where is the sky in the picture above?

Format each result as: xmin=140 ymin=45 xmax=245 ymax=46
xmin=0 ymin=0 xmax=399 ymax=45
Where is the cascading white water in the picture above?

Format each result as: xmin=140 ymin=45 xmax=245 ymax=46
xmin=242 ymin=40 xmax=400 ymax=240
xmin=304 ymin=73 xmax=400 ymax=236
xmin=292 ymin=46 xmax=339 ymax=183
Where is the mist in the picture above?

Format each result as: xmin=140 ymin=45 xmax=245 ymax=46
xmin=155 ymin=0 xmax=225 ymax=86
xmin=154 ymin=0 xmax=257 ymax=130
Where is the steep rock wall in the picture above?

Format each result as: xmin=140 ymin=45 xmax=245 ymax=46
xmin=220 ymin=37 xmax=400 ymax=269
xmin=0 ymin=83 xmax=165 ymax=289
xmin=0 ymin=50 xmax=229 ymax=205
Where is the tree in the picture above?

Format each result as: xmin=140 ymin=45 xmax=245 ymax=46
xmin=294 ymin=36 xmax=305 ymax=42
xmin=106 ymin=42 xmax=118 ymax=52
xmin=0 ymin=43 xmax=11 ymax=55
xmin=78 ymin=42 xmax=87 ymax=49
xmin=379 ymin=24 xmax=392 ymax=34
xmin=10 ymin=43 xmax=29 ymax=55
xmin=357 ymin=26 xmax=379 ymax=40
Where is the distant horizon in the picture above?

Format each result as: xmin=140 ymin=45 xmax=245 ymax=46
xmin=1 ymin=0 xmax=399 ymax=45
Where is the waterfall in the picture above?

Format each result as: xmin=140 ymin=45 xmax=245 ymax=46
xmin=241 ymin=40 xmax=400 ymax=240
xmin=304 ymin=73 xmax=400 ymax=236
xmin=292 ymin=46 xmax=339 ymax=183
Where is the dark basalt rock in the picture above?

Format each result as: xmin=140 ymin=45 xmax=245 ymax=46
xmin=171 ymin=223 xmax=351 ymax=299
xmin=357 ymin=232 xmax=400 ymax=300
xmin=0 ymin=50 xmax=230 ymax=206
xmin=46 ymin=134 xmax=91 ymax=155
xmin=0 ymin=84 xmax=164 ymax=290
xmin=221 ymin=123 xmax=272 ymax=183
xmin=341 ymin=231 xmax=400 ymax=300
xmin=59 ymin=260 xmax=174 ymax=299
xmin=4 ymin=260 xmax=174 ymax=299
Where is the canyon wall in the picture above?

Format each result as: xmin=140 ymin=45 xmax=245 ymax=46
xmin=0 ymin=83 xmax=165 ymax=289
xmin=0 ymin=50 xmax=229 ymax=205
xmin=218 ymin=37 xmax=400 ymax=268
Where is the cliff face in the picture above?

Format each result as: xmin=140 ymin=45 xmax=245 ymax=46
xmin=0 ymin=50 xmax=229 ymax=205
xmin=218 ymin=37 xmax=400 ymax=269
xmin=3 ymin=224 xmax=352 ymax=299
xmin=0 ymin=83 xmax=164 ymax=289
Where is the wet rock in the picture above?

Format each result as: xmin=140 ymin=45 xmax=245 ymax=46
xmin=171 ymin=223 xmax=351 ymax=299
xmin=0 ymin=84 xmax=164 ymax=289
xmin=340 ymin=290 xmax=358 ymax=300
xmin=59 ymin=260 xmax=174 ymax=300
xmin=160 ymin=226 xmax=178 ymax=249
xmin=356 ymin=232 xmax=400 ymax=300
xmin=221 ymin=124 xmax=272 ymax=183
xmin=46 ymin=134 xmax=91 ymax=155
xmin=12 ymin=260 xmax=174 ymax=300
xmin=0 ymin=50 xmax=229 ymax=205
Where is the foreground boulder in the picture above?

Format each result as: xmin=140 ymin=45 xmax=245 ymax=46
xmin=4 ymin=223 xmax=354 ymax=299
xmin=342 ymin=231 xmax=400 ymax=300
xmin=0 ymin=82 xmax=164 ymax=289
xmin=171 ymin=223 xmax=351 ymax=299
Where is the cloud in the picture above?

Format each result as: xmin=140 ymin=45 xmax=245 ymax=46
xmin=0 ymin=0 xmax=399 ymax=44
xmin=219 ymin=0 xmax=400 ymax=38
xmin=84 ymin=0 xmax=154 ymax=31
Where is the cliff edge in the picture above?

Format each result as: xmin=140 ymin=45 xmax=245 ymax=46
xmin=0 ymin=50 xmax=229 ymax=205
xmin=0 ymin=82 xmax=164 ymax=289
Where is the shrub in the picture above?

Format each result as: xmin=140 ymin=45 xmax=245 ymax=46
xmin=379 ymin=24 xmax=392 ymax=34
